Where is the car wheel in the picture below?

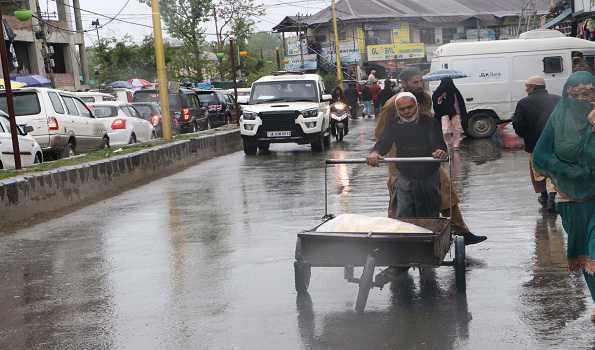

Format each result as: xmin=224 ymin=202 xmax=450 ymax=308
xmin=62 ymin=140 xmax=76 ymax=158
xmin=102 ymin=136 xmax=110 ymax=149
xmin=193 ymin=122 xmax=199 ymax=133
xmin=243 ymin=139 xmax=257 ymax=155
xmin=467 ymin=113 xmax=497 ymax=139
xmin=311 ymin=135 xmax=325 ymax=152
xmin=0 ymin=160 xmax=4 ymax=169
xmin=34 ymin=152 xmax=42 ymax=164
xmin=129 ymin=133 xmax=137 ymax=144
xmin=151 ymin=130 xmax=157 ymax=139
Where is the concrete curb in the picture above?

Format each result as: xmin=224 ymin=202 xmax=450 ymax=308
xmin=0 ymin=128 xmax=242 ymax=232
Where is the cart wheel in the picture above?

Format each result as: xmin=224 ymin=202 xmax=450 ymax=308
xmin=294 ymin=261 xmax=311 ymax=293
xmin=454 ymin=236 xmax=466 ymax=292
xmin=355 ymin=254 xmax=376 ymax=313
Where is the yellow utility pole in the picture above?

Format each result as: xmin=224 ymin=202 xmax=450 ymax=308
xmin=151 ymin=0 xmax=172 ymax=141
xmin=331 ymin=0 xmax=342 ymax=84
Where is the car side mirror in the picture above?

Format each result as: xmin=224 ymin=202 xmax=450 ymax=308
xmin=322 ymin=94 xmax=332 ymax=102
xmin=24 ymin=125 xmax=34 ymax=134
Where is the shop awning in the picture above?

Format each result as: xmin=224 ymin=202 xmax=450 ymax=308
xmin=544 ymin=8 xmax=572 ymax=29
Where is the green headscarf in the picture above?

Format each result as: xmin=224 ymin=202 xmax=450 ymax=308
xmin=533 ymin=71 xmax=595 ymax=200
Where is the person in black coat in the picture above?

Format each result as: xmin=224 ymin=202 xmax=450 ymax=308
xmin=432 ymin=78 xmax=467 ymax=150
xmin=376 ymin=79 xmax=395 ymax=111
xmin=512 ymin=76 xmax=561 ymax=211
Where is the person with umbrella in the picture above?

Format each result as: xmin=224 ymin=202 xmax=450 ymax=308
xmin=432 ymin=77 xmax=467 ymax=150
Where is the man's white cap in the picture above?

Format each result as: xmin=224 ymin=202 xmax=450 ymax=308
xmin=394 ymin=91 xmax=417 ymax=104
xmin=525 ymin=76 xmax=546 ymax=86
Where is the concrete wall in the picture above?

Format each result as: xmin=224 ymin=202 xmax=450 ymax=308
xmin=0 ymin=128 xmax=241 ymax=232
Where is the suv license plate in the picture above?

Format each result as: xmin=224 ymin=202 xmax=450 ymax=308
xmin=267 ymin=131 xmax=291 ymax=137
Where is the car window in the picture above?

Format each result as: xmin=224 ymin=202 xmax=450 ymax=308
xmin=92 ymin=106 xmax=118 ymax=118
xmin=73 ymin=98 xmax=93 ymax=118
xmin=80 ymin=96 xmax=95 ymax=103
xmin=197 ymin=93 xmax=218 ymax=105
xmin=121 ymin=106 xmax=134 ymax=118
xmin=48 ymin=92 xmax=65 ymax=114
xmin=124 ymin=106 xmax=140 ymax=118
xmin=133 ymin=90 xmax=160 ymax=103
xmin=185 ymin=94 xmax=197 ymax=109
xmin=133 ymin=104 xmax=153 ymax=119
xmin=0 ymin=92 xmax=42 ymax=116
xmin=61 ymin=95 xmax=80 ymax=116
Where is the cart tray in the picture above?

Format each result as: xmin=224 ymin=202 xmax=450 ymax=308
xmin=296 ymin=218 xmax=451 ymax=267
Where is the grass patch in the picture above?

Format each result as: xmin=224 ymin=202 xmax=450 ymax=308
xmin=0 ymin=126 xmax=238 ymax=181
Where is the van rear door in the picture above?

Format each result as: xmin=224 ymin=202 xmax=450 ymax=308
xmin=1 ymin=91 xmax=49 ymax=147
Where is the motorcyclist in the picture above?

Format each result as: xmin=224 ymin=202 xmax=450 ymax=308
xmin=330 ymin=86 xmax=349 ymax=135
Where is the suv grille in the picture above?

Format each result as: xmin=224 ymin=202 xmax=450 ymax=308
xmin=258 ymin=111 xmax=298 ymax=131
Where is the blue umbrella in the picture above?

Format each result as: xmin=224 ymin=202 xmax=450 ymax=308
xmin=423 ymin=69 xmax=468 ymax=81
xmin=110 ymin=80 xmax=133 ymax=89
xmin=11 ymin=74 xmax=52 ymax=87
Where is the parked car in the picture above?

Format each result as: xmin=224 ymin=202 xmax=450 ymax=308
xmin=74 ymin=91 xmax=117 ymax=104
xmin=194 ymin=89 xmax=233 ymax=128
xmin=133 ymin=88 xmax=207 ymax=133
xmin=0 ymin=88 xmax=109 ymax=158
xmin=227 ymin=88 xmax=251 ymax=105
xmin=90 ymin=102 xmax=154 ymax=146
xmin=132 ymin=102 xmax=163 ymax=137
xmin=240 ymin=72 xmax=332 ymax=154
xmin=0 ymin=111 xmax=43 ymax=169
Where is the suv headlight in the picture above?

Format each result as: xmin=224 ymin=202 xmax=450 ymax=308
xmin=302 ymin=109 xmax=319 ymax=118
xmin=242 ymin=111 xmax=258 ymax=120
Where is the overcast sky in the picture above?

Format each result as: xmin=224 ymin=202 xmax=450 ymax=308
xmin=39 ymin=0 xmax=328 ymax=46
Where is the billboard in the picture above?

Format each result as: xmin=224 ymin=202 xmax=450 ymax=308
xmin=367 ymin=43 xmax=425 ymax=61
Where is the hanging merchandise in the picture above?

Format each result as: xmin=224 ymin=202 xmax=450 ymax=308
xmin=2 ymin=19 xmax=18 ymax=69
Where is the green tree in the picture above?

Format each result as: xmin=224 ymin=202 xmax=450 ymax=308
xmin=139 ymin=0 xmax=213 ymax=81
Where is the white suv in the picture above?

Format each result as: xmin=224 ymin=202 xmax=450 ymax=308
xmin=240 ymin=72 xmax=332 ymax=154
xmin=0 ymin=88 xmax=109 ymax=158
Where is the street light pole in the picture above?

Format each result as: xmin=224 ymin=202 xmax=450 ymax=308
xmin=229 ymin=38 xmax=239 ymax=125
xmin=331 ymin=0 xmax=343 ymax=84
xmin=0 ymin=10 xmax=22 ymax=170
xmin=151 ymin=0 xmax=173 ymax=141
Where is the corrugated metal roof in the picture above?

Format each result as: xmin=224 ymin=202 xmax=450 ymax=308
xmin=306 ymin=0 xmax=550 ymax=25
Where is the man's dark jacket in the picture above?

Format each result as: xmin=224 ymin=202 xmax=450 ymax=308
xmin=512 ymin=88 xmax=561 ymax=153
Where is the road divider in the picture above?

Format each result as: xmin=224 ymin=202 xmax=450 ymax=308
xmin=0 ymin=127 xmax=241 ymax=232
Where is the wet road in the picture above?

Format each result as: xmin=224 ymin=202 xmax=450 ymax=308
xmin=1 ymin=119 xmax=594 ymax=349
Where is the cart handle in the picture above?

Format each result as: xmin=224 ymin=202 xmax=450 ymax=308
xmin=326 ymin=157 xmax=449 ymax=165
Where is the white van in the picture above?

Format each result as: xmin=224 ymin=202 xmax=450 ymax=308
xmin=429 ymin=30 xmax=595 ymax=138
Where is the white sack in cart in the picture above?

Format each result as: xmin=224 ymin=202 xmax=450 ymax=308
xmin=316 ymin=214 xmax=432 ymax=234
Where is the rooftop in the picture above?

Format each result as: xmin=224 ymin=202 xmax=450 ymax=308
xmin=305 ymin=0 xmax=550 ymax=26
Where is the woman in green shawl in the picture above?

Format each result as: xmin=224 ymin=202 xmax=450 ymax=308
xmin=533 ymin=71 xmax=595 ymax=322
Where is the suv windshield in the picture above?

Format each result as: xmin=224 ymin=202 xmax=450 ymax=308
xmin=0 ymin=92 xmax=41 ymax=116
xmin=250 ymin=81 xmax=318 ymax=104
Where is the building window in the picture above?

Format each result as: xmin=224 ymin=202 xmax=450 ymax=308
xmin=365 ymin=30 xmax=392 ymax=45
xmin=442 ymin=27 xmax=458 ymax=43
xmin=315 ymin=34 xmax=326 ymax=43
xmin=419 ymin=28 xmax=435 ymax=44
xmin=339 ymin=31 xmax=347 ymax=41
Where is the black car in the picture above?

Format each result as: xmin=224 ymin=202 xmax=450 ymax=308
xmin=133 ymin=89 xmax=207 ymax=133
xmin=132 ymin=102 xmax=163 ymax=137
xmin=194 ymin=89 xmax=234 ymax=128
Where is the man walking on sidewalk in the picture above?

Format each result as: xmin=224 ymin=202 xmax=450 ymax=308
xmin=512 ymin=76 xmax=561 ymax=212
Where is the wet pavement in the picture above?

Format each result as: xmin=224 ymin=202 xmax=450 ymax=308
xmin=1 ymin=118 xmax=594 ymax=349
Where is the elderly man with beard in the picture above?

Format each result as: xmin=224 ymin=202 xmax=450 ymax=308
xmin=368 ymin=92 xmax=447 ymax=217
xmin=376 ymin=68 xmax=487 ymax=245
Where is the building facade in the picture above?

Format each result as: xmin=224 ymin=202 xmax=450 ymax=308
xmin=275 ymin=0 xmax=550 ymax=79
xmin=2 ymin=0 xmax=88 ymax=90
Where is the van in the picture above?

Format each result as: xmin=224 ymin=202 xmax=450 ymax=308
xmin=429 ymin=29 xmax=595 ymax=138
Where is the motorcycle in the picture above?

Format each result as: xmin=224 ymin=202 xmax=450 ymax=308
xmin=330 ymin=102 xmax=350 ymax=142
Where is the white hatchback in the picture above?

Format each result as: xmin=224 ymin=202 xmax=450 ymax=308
xmin=0 ymin=112 xmax=43 ymax=169
xmin=91 ymin=102 xmax=155 ymax=146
